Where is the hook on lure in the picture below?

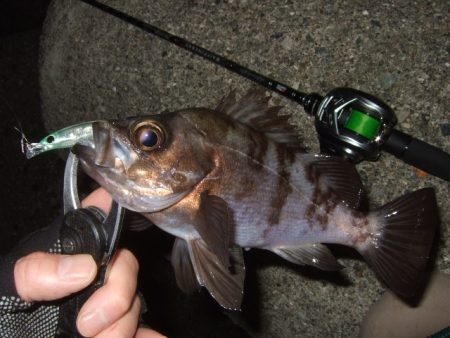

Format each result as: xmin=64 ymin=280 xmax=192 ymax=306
xmin=15 ymin=127 xmax=31 ymax=155
xmin=21 ymin=122 xmax=94 ymax=159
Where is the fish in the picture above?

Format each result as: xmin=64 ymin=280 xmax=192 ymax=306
xmin=26 ymin=90 xmax=438 ymax=310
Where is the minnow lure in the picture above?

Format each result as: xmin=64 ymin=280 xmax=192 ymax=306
xmin=22 ymin=122 xmax=93 ymax=159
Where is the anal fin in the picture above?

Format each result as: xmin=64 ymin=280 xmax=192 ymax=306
xmin=273 ymin=243 xmax=343 ymax=271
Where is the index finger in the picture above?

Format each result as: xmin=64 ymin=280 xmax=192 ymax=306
xmin=81 ymin=188 xmax=112 ymax=213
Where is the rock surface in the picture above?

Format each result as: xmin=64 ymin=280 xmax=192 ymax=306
xmin=37 ymin=0 xmax=449 ymax=337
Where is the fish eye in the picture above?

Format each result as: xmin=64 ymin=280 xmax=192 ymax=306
xmin=133 ymin=122 xmax=166 ymax=151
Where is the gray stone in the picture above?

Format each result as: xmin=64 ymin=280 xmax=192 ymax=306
xmin=440 ymin=123 xmax=450 ymax=137
xmin=40 ymin=0 xmax=450 ymax=337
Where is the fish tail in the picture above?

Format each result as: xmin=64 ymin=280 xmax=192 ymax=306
xmin=358 ymin=188 xmax=438 ymax=299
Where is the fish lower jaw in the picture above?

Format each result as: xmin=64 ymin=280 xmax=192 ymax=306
xmin=113 ymin=189 xmax=192 ymax=213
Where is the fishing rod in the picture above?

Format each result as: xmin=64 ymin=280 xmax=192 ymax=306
xmin=79 ymin=0 xmax=450 ymax=182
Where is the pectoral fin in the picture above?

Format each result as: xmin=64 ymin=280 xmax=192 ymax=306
xmin=171 ymin=238 xmax=199 ymax=293
xmin=273 ymin=243 xmax=343 ymax=271
xmin=188 ymin=239 xmax=245 ymax=310
xmin=193 ymin=192 xmax=232 ymax=267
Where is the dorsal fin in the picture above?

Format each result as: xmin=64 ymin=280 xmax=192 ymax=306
xmin=216 ymin=89 xmax=306 ymax=152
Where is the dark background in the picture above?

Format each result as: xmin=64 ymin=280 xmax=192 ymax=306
xmin=0 ymin=0 xmax=58 ymax=252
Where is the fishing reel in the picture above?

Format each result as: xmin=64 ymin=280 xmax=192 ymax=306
xmin=304 ymin=88 xmax=450 ymax=181
xmin=305 ymin=88 xmax=396 ymax=162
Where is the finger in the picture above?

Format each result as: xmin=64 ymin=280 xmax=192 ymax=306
xmin=95 ymin=297 xmax=167 ymax=338
xmin=77 ymin=249 xmax=139 ymax=337
xmin=93 ymin=295 xmax=141 ymax=338
xmin=135 ymin=328 xmax=167 ymax=338
xmin=81 ymin=187 xmax=112 ymax=213
xmin=14 ymin=252 xmax=96 ymax=302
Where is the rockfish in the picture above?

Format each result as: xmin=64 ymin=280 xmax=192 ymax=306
xmin=28 ymin=91 xmax=439 ymax=310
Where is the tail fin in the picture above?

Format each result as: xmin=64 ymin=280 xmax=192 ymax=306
xmin=359 ymin=188 xmax=438 ymax=299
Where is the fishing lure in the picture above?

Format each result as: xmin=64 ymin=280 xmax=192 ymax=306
xmin=22 ymin=122 xmax=93 ymax=159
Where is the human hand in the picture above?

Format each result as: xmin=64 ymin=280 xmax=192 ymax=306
xmin=14 ymin=188 xmax=165 ymax=338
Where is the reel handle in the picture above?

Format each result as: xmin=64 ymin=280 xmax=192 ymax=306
xmin=56 ymin=207 xmax=108 ymax=338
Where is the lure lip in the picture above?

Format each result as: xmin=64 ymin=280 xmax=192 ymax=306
xmin=24 ymin=142 xmax=49 ymax=159
xmin=22 ymin=121 xmax=96 ymax=159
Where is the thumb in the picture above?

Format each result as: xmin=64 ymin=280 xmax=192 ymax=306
xmin=14 ymin=252 xmax=97 ymax=302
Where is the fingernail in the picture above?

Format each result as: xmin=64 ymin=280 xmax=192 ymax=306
xmin=78 ymin=307 xmax=109 ymax=336
xmin=58 ymin=255 xmax=96 ymax=282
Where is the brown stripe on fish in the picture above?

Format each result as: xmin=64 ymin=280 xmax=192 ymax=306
xmin=304 ymin=161 xmax=320 ymax=228
xmin=313 ymin=189 xmax=337 ymax=229
xmin=245 ymin=129 xmax=269 ymax=170
xmin=349 ymin=210 xmax=370 ymax=245
xmin=304 ymin=162 xmax=339 ymax=229
xmin=304 ymin=160 xmax=320 ymax=186
xmin=267 ymin=145 xmax=295 ymax=225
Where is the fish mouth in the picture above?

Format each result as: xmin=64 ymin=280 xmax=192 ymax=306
xmin=72 ymin=143 xmax=97 ymax=166
xmin=72 ymin=125 xmax=191 ymax=213
xmin=72 ymin=120 xmax=129 ymax=170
